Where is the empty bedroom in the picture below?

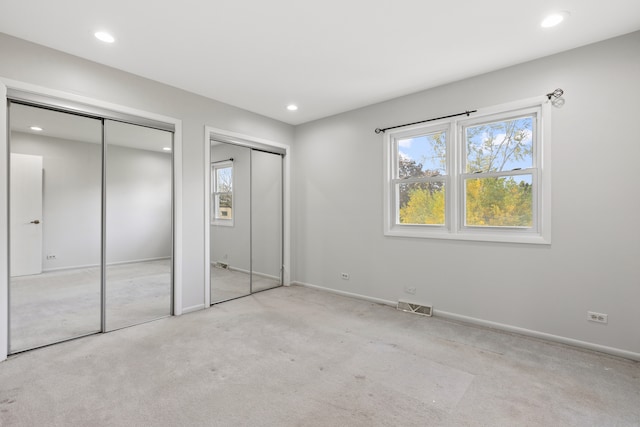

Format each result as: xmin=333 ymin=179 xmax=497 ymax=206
xmin=0 ymin=1 xmax=639 ymax=426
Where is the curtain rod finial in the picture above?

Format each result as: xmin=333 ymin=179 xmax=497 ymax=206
xmin=375 ymin=128 xmax=384 ymax=134
xmin=546 ymin=88 xmax=564 ymax=100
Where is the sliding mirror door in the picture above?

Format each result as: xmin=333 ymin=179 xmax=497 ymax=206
xmin=251 ymin=150 xmax=283 ymax=292
xmin=104 ymin=120 xmax=173 ymax=331
xmin=210 ymin=141 xmax=284 ymax=304
xmin=9 ymin=103 xmax=103 ymax=352
xmin=210 ymin=142 xmax=251 ymax=303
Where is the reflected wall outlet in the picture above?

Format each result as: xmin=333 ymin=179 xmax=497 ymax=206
xmin=46 ymin=254 xmax=56 ymax=260
xmin=340 ymin=273 xmax=350 ymax=280
xmin=404 ymin=286 xmax=417 ymax=295
xmin=587 ymin=311 xmax=608 ymax=324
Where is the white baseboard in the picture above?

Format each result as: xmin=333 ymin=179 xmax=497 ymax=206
xmin=434 ymin=310 xmax=640 ymax=362
xmin=212 ymin=263 xmax=281 ymax=282
xmin=42 ymin=263 xmax=100 ymax=273
xmin=182 ymin=303 xmax=205 ymax=314
xmin=292 ymin=281 xmax=397 ymax=307
xmin=291 ymin=281 xmax=640 ymax=362
xmin=251 ymin=270 xmax=281 ymax=281
xmin=42 ymin=256 xmax=171 ymax=273
xmin=107 ymin=256 xmax=171 ymax=266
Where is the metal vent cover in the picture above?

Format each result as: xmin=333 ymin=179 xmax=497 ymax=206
xmin=214 ymin=262 xmax=229 ymax=269
xmin=397 ymin=300 xmax=433 ymax=317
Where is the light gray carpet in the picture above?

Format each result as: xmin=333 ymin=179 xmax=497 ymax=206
xmin=9 ymin=260 xmax=171 ymax=352
xmin=1 ymin=285 xmax=638 ymax=426
xmin=210 ymin=265 xmax=281 ymax=303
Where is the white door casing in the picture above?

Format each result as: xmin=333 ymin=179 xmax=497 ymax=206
xmin=10 ymin=153 xmax=43 ymax=277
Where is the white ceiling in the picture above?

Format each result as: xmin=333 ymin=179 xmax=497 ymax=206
xmin=1 ymin=1 xmax=639 ymax=125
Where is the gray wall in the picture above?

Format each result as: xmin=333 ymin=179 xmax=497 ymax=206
xmin=106 ymin=144 xmax=172 ymax=264
xmin=0 ymin=32 xmax=294 ymax=311
xmin=292 ymin=31 xmax=640 ymax=355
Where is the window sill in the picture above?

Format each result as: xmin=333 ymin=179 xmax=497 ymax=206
xmin=384 ymin=226 xmax=550 ymax=245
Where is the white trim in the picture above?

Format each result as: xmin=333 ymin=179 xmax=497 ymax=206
xmin=173 ymin=120 xmax=183 ymax=316
xmin=291 ymin=281 xmax=640 ymax=362
xmin=42 ymin=256 xmax=171 ymax=273
xmin=204 ymin=127 xmax=212 ymax=307
xmin=0 ymin=83 xmax=8 ymax=361
xmin=0 ymin=77 xmax=183 ymax=361
xmin=435 ymin=310 xmax=640 ymax=362
xmin=218 ymin=265 xmax=281 ymax=282
xmin=182 ymin=304 xmax=206 ymax=314
xmin=292 ymin=281 xmax=397 ymax=307
xmin=204 ymin=126 xmax=291 ymax=308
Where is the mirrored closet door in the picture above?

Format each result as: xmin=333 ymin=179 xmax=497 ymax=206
xmin=8 ymin=99 xmax=174 ymax=354
xmin=9 ymin=103 xmax=103 ymax=353
xmin=251 ymin=149 xmax=283 ymax=292
xmin=210 ymin=141 xmax=283 ymax=304
xmin=210 ymin=143 xmax=251 ymax=302
xmin=104 ymin=120 xmax=173 ymax=331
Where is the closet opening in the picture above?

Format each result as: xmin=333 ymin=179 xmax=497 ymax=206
xmin=7 ymin=97 xmax=175 ymax=354
xmin=209 ymin=139 xmax=284 ymax=304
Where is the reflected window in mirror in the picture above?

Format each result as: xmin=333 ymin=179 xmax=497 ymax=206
xmin=212 ymin=161 xmax=234 ymax=226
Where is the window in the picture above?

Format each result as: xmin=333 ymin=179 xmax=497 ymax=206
xmin=384 ymin=99 xmax=550 ymax=244
xmin=212 ymin=161 xmax=233 ymax=226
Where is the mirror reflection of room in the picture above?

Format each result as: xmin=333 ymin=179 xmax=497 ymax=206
xmin=104 ymin=120 xmax=173 ymax=331
xmin=8 ymin=103 xmax=173 ymax=353
xmin=210 ymin=141 xmax=282 ymax=304
xmin=9 ymin=104 xmax=102 ymax=352
xmin=210 ymin=142 xmax=251 ymax=303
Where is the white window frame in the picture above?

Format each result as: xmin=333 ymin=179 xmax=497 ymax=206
xmin=211 ymin=161 xmax=234 ymax=226
xmin=383 ymin=97 xmax=551 ymax=244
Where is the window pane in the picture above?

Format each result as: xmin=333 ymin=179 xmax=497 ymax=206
xmin=397 ymin=131 xmax=446 ymax=178
xmin=465 ymin=175 xmax=532 ymax=227
xmin=465 ymin=116 xmax=533 ymax=173
xmin=215 ymin=193 xmax=233 ymax=220
xmin=398 ymin=182 xmax=445 ymax=225
xmin=216 ymin=167 xmax=232 ymax=192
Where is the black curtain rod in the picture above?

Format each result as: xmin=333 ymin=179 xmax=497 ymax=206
xmin=374 ymin=110 xmax=477 ymax=134
xmin=212 ymin=158 xmax=234 ymax=163
xmin=374 ymin=88 xmax=564 ymax=134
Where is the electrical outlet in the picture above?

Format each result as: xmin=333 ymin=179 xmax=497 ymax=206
xmin=46 ymin=254 xmax=56 ymax=260
xmin=340 ymin=272 xmax=350 ymax=280
xmin=587 ymin=311 xmax=608 ymax=324
xmin=404 ymin=286 xmax=417 ymax=295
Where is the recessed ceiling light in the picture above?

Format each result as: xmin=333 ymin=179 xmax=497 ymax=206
xmin=541 ymin=12 xmax=568 ymax=28
xmin=162 ymin=147 xmax=172 ymax=151
xmin=287 ymin=104 xmax=298 ymax=111
xmin=30 ymin=126 xmax=43 ymax=131
xmin=95 ymin=31 xmax=115 ymax=43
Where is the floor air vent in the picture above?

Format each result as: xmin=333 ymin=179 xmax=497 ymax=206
xmin=397 ymin=301 xmax=433 ymax=317
xmin=214 ymin=262 xmax=229 ymax=269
